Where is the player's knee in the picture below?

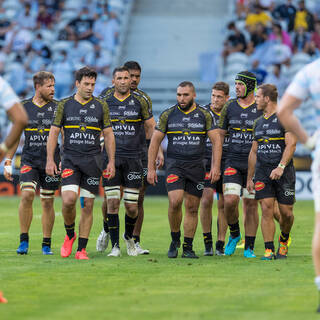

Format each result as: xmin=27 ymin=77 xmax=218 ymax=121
xmin=169 ymin=198 xmax=182 ymax=212
xmin=125 ymin=203 xmax=138 ymax=217
xmin=280 ymin=207 xmax=294 ymax=221
xmin=41 ymin=197 xmax=54 ymax=211
xmin=201 ymin=194 xmax=213 ymax=209
xmin=224 ymin=195 xmax=238 ymax=211
xmin=21 ymin=190 xmax=35 ymax=204
xmin=63 ymin=194 xmax=77 ymax=208
xmin=108 ymin=198 xmax=120 ymax=212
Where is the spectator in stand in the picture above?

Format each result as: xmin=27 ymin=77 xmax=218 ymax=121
xmin=66 ymin=7 xmax=97 ymax=44
xmin=294 ymin=0 xmax=314 ymax=32
xmin=17 ymin=3 xmax=37 ymax=30
xmin=250 ymin=60 xmax=267 ymax=85
xmin=293 ymin=25 xmax=310 ymax=53
xmin=269 ymin=22 xmax=293 ymax=52
xmin=272 ymin=0 xmax=296 ymax=32
xmin=31 ymin=33 xmax=51 ymax=63
xmin=245 ymin=4 xmax=272 ymax=33
xmin=4 ymin=25 xmax=33 ymax=55
xmin=0 ymin=8 xmax=13 ymax=42
xmin=37 ymin=4 xmax=54 ymax=29
xmin=236 ymin=0 xmax=250 ymax=19
xmin=264 ymin=63 xmax=288 ymax=97
xmin=222 ymin=21 xmax=247 ymax=62
xmin=311 ymin=20 xmax=320 ymax=50
xmin=245 ymin=22 xmax=268 ymax=55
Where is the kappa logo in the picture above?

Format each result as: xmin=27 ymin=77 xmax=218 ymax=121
xmin=252 ymin=108 xmax=257 ymax=113
xmin=62 ymin=169 xmax=74 ymax=178
xmin=224 ymin=167 xmax=237 ymax=176
xmin=166 ymin=174 xmax=179 ymax=184
xmin=48 ymin=107 xmax=52 ymax=111
xmin=255 ymin=181 xmax=265 ymax=191
xmin=20 ymin=165 xmax=32 ymax=174
xmin=129 ymin=99 xmax=135 ymax=105
xmin=196 ymin=183 xmax=204 ymax=191
xmin=80 ymin=109 xmax=87 ymax=115
xmin=194 ymin=113 xmax=199 ymax=118
xmin=204 ymin=172 xmax=210 ymax=180
xmin=272 ymin=118 xmax=277 ymax=123
xmin=90 ymin=104 xmax=95 ymax=109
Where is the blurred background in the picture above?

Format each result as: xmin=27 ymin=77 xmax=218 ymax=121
xmin=0 ymin=0 xmax=318 ymax=195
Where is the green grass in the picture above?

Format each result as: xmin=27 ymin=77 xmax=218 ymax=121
xmin=0 ymin=196 xmax=318 ymax=319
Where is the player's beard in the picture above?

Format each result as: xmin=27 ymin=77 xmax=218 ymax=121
xmin=179 ymin=99 xmax=194 ymax=112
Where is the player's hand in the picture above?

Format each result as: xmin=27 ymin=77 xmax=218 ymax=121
xmin=147 ymin=169 xmax=158 ymax=185
xmin=156 ymin=152 xmax=164 ymax=169
xmin=4 ymin=159 xmax=13 ymax=181
xmin=105 ymin=162 xmax=115 ymax=180
xmin=46 ymin=159 xmax=58 ymax=176
xmin=246 ymin=179 xmax=255 ymax=194
xmin=58 ymin=161 xmax=62 ymax=173
xmin=270 ymin=167 xmax=284 ymax=180
xmin=209 ymin=166 xmax=220 ymax=184
xmin=0 ymin=149 xmax=6 ymax=163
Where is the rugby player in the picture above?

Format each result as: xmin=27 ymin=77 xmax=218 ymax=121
xmin=148 ymin=81 xmax=221 ymax=258
xmin=101 ymin=66 xmax=155 ymax=257
xmin=200 ymin=82 xmax=229 ymax=256
xmin=96 ymin=61 xmax=164 ymax=255
xmin=46 ymin=67 xmax=115 ymax=260
xmin=247 ymin=84 xmax=296 ymax=260
xmin=277 ymin=58 xmax=320 ymax=311
xmin=0 ymin=76 xmax=28 ymax=162
xmin=217 ymin=71 xmax=262 ymax=258
xmin=4 ymin=71 xmax=59 ymax=255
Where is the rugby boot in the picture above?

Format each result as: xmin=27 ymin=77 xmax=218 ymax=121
xmin=75 ymin=248 xmax=89 ymax=260
xmin=215 ymin=248 xmax=225 ymax=256
xmin=123 ymin=233 xmax=138 ymax=256
xmin=135 ymin=242 xmax=150 ymax=255
xmin=204 ymin=246 xmax=213 ymax=256
xmin=96 ymin=229 xmax=110 ymax=252
xmin=16 ymin=241 xmax=29 ymax=255
xmin=261 ymin=249 xmax=275 ymax=261
xmin=225 ymin=234 xmax=241 ymax=255
xmin=42 ymin=246 xmax=53 ymax=255
xmin=108 ymin=245 xmax=121 ymax=257
xmin=276 ymin=237 xmax=288 ymax=259
xmin=244 ymin=248 xmax=256 ymax=258
xmin=168 ymin=240 xmax=180 ymax=258
xmin=182 ymin=249 xmax=199 ymax=259
xmin=61 ymin=233 xmax=76 ymax=258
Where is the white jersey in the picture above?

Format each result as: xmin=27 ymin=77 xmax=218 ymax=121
xmin=0 ymin=76 xmax=20 ymax=111
xmin=286 ymin=58 xmax=320 ymax=112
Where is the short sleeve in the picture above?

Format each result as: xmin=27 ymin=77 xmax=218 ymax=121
xmin=0 ymin=77 xmax=20 ymax=111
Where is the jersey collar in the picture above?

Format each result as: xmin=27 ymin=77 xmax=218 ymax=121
xmin=178 ymin=104 xmax=197 ymax=114
xmin=114 ymin=93 xmax=131 ymax=102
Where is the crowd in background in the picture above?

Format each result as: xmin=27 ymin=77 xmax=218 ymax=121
xmin=223 ymin=0 xmax=320 ymax=97
xmin=0 ymin=0 xmax=130 ymax=99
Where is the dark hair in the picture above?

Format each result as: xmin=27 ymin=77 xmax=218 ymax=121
xmin=33 ymin=71 xmax=55 ymax=88
xmin=75 ymin=66 xmax=97 ymax=82
xmin=227 ymin=21 xmax=236 ymax=30
xmin=178 ymin=81 xmax=195 ymax=91
xmin=258 ymin=84 xmax=278 ymax=102
xmin=123 ymin=61 xmax=141 ymax=72
xmin=112 ymin=66 xmax=130 ymax=77
xmin=212 ymin=81 xmax=229 ymax=96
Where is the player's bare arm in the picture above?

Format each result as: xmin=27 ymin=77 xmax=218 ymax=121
xmin=247 ymin=140 xmax=258 ymax=193
xmin=46 ymin=126 xmax=60 ymax=176
xmin=103 ymin=126 xmax=116 ymax=180
xmin=208 ymin=129 xmax=222 ymax=183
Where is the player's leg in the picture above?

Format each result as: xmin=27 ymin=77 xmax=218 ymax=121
xmin=17 ymin=166 xmax=38 ymax=254
xmin=200 ymin=187 xmax=214 ymax=256
xmin=216 ymin=193 xmax=228 ymax=255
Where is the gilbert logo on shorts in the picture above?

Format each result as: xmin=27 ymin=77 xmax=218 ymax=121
xmin=166 ymin=174 xmax=179 ymax=183
xmin=204 ymin=172 xmax=210 ymax=180
xmin=20 ymin=165 xmax=32 ymax=174
xmin=224 ymin=167 xmax=237 ymax=176
xmin=62 ymin=169 xmax=74 ymax=178
xmin=103 ymin=169 xmax=111 ymax=178
xmin=255 ymin=181 xmax=265 ymax=191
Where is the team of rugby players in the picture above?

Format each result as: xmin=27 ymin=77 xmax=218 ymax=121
xmin=3 ymin=62 xmax=296 ymax=260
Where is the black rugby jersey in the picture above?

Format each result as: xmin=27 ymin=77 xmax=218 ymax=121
xmin=100 ymin=86 xmax=153 ymax=154
xmin=253 ymin=113 xmax=291 ymax=167
xmin=219 ymin=98 xmax=262 ymax=162
xmin=104 ymin=92 xmax=152 ymax=158
xmin=156 ymin=104 xmax=214 ymax=161
xmin=21 ymin=98 xmax=60 ymax=168
xmin=203 ymin=104 xmax=229 ymax=161
xmin=52 ymin=95 xmax=111 ymax=156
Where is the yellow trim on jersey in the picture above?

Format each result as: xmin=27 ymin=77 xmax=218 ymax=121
xmin=211 ymin=109 xmax=221 ymax=116
xmin=64 ymin=125 xmax=101 ymax=131
xmin=167 ymin=131 xmax=206 ymax=135
xmin=31 ymin=99 xmax=49 ymax=108
xmin=113 ymin=93 xmax=131 ymax=102
xmin=111 ymin=119 xmax=142 ymax=122
xmin=178 ymin=105 xmax=197 ymax=114
xmin=236 ymin=99 xmax=256 ymax=109
xmin=263 ymin=112 xmax=276 ymax=120
xmin=232 ymin=128 xmax=253 ymax=132
xmin=258 ymin=137 xmax=285 ymax=142
xmin=76 ymin=97 xmax=93 ymax=106
xmin=25 ymin=128 xmax=50 ymax=132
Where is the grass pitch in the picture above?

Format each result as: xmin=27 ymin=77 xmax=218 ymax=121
xmin=0 ymin=196 xmax=318 ymax=319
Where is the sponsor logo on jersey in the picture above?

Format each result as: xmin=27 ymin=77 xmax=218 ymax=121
xmin=124 ymin=110 xmax=138 ymax=117
xmin=129 ymin=99 xmax=135 ymax=106
xmin=194 ymin=113 xmax=199 ymax=118
xmin=127 ymin=172 xmax=142 ymax=181
xmin=37 ymin=112 xmax=45 ymax=118
xmin=166 ymin=174 xmax=179 ymax=183
xmin=188 ymin=123 xmax=203 ymax=129
xmin=90 ymin=104 xmax=95 ymax=109
xmin=255 ymin=181 xmax=265 ymax=191
xmin=80 ymin=109 xmax=87 ymax=115
xmin=240 ymin=113 xmax=248 ymax=119
xmin=87 ymin=177 xmax=100 ymax=185
xmin=20 ymin=165 xmax=32 ymax=174
xmin=45 ymin=175 xmax=60 ymax=183
xmin=48 ymin=107 xmax=52 ymax=111
xmin=284 ymin=189 xmax=295 ymax=196
xmin=196 ymin=183 xmax=204 ymax=190
xmin=252 ymin=108 xmax=257 ymax=113
xmin=182 ymin=117 xmax=190 ymax=122
xmin=272 ymin=118 xmax=277 ymax=123
xmin=224 ymin=167 xmax=237 ymax=176
xmin=263 ymin=124 xmax=269 ymax=128
xmin=62 ymin=169 xmax=74 ymax=178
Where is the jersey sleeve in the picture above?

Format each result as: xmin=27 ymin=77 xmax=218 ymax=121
xmin=139 ymin=95 xmax=153 ymax=121
xmin=155 ymin=109 xmax=170 ymax=133
xmin=0 ymin=77 xmax=20 ymax=111
xmin=285 ymin=64 xmax=311 ymax=101
xmin=252 ymin=118 xmax=259 ymax=141
xmin=101 ymin=100 xmax=112 ymax=129
xmin=218 ymin=100 xmax=231 ymax=130
xmin=52 ymin=99 xmax=65 ymax=128
xmin=202 ymin=108 xmax=215 ymax=131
